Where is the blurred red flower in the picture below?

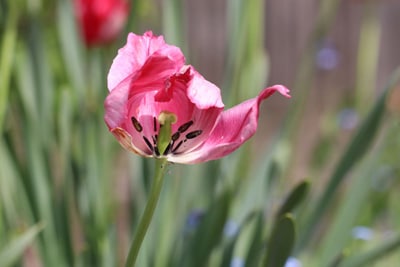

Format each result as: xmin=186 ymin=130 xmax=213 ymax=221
xmin=74 ymin=0 xmax=130 ymax=47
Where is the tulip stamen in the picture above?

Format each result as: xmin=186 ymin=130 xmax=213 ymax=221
xmin=131 ymin=116 xmax=203 ymax=156
xmin=168 ymin=128 xmax=202 ymax=155
xmin=186 ymin=130 xmax=202 ymax=139
xmin=163 ymin=142 xmax=172 ymax=155
xmin=171 ymin=132 xmax=180 ymax=141
xmin=154 ymin=147 xmax=160 ymax=156
xmin=143 ymin=136 xmax=154 ymax=152
xmin=172 ymin=140 xmax=183 ymax=153
xmin=153 ymin=117 xmax=157 ymax=132
xmin=166 ymin=120 xmax=194 ymax=154
xmin=131 ymin=116 xmax=143 ymax=132
xmin=178 ymin=120 xmax=193 ymax=133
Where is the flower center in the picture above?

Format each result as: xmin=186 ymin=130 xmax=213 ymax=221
xmin=157 ymin=111 xmax=177 ymax=155
xmin=130 ymin=114 xmax=203 ymax=157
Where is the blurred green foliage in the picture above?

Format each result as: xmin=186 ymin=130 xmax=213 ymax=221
xmin=0 ymin=0 xmax=400 ymax=266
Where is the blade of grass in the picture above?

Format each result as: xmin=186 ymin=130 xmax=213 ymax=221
xmin=0 ymin=1 xmax=18 ymax=132
xmin=282 ymin=0 xmax=342 ymax=138
xmin=262 ymin=214 xmax=296 ymax=267
xmin=297 ymin=66 xmax=400 ymax=250
xmin=0 ymin=139 xmax=22 ymax=224
xmin=25 ymin=19 xmax=56 ymax=141
xmin=355 ymin=0 xmax=381 ymax=113
xmin=277 ymin=180 xmax=310 ymax=217
xmin=243 ymin=212 xmax=264 ymax=267
xmin=338 ymin=235 xmax=400 ymax=267
xmin=318 ymin=120 xmax=400 ymax=264
xmin=318 ymin=155 xmax=380 ymax=264
xmin=162 ymin=0 xmax=184 ymax=48
xmin=0 ymin=223 xmax=44 ymax=267
xmin=25 ymin=123 xmax=64 ymax=267
xmin=218 ymin=211 xmax=259 ymax=267
xmin=188 ymin=190 xmax=231 ymax=267
xmin=225 ymin=0 xmax=268 ymax=105
xmin=15 ymin=43 xmax=39 ymax=121
xmin=56 ymin=0 xmax=85 ymax=99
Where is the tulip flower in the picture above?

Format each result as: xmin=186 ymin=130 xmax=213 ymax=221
xmin=104 ymin=31 xmax=290 ymax=164
xmin=105 ymin=32 xmax=291 ymax=267
xmin=74 ymin=0 xmax=129 ymax=46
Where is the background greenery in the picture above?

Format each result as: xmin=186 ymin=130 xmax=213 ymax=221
xmin=0 ymin=0 xmax=400 ymax=266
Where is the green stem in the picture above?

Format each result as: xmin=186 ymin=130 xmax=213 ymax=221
xmin=125 ymin=158 xmax=169 ymax=267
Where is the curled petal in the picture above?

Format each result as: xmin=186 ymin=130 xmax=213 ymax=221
xmin=186 ymin=66 xmax=224 ymax=109
xmin=170 ymin=85 xmax=290 ymax=164
xmin=107 ymin=31 xmax=185 ymax=91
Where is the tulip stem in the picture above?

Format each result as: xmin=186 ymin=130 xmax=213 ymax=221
xmin=125 ymin=158 xmax=168 ymax=267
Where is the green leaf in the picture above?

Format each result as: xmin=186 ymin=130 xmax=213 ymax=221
xmin=263 ymin=214 xmax=296 ymax=267
xmin=220 ymin=211 xmax=259 ymax=267
xmin=277 ymin=180 xmax=310 ymax=217
xmin=298 ymin=67 xmax=400 ymax=250
xmin=243 ymin=212 xmax=264 ymax=267
xmin=188 ymin=190 xmax=231 ymax=267
xmin=15 ymin=43 xmax=39 ymax=121
xmin=318 ymin=149 xmax=386 ymax=264
xmin=56 ymin=0 xmax=85 ymax=97
xmin=0 ymin=223 xmax=44 ymax=267
xmin=338 ymin=235 xmax=400 ymax=267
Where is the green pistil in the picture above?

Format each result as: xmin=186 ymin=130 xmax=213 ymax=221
xmin=157 ymin=111 xmax=177 ymax=155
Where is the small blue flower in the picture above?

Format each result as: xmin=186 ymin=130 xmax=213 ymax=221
xmin=224 ymin=220 xmax=239 ymax=238
xmin=185 ymin=210 xmax=204 ymax=233
xmin=352 ymin=226 xmax=374 ymax=241
xmin=316 ymin=41 xmax=340 ymax=70
xmin=230 ymin=257 xmax=244 ymax=267
xmin=337 ymin=108 xmax=359 ymax=130
xmin=285 ymin=257 xmax=302 ymax=267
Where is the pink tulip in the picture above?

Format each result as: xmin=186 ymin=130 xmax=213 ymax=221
xmin=104 ymin=31 xmax=290 ymax=164
xmin=74 ymin=0 xmax=129 ymax=47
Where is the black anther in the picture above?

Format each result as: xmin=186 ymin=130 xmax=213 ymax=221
xmin=186 ymin=130 xmax=202 ymax=139
xmin=131 ymin=117 xmax=143 ymax=132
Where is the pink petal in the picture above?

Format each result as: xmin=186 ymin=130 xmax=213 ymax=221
xmin=110 ymin=127 xmax=152 ymax=157
xmin=169 ymin=85 xmax=290 ymax=164
xmin=186 ymin=66 xmax=224 ymax=109
xmin=104 ymin=77 xmax=131 ymax=130
xmin=107 ymin=31 xmax=185 ymax=91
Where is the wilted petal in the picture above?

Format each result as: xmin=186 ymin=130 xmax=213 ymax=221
xmin=186 ymin=66 xmax=224 ymax=109
xmin=110 ymin=127 xmax=151 ymax=157
xmin=107 ymin=31 xmax=185 ymax=91
xmin=170 ymin=85 xmax=290 ymax=164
